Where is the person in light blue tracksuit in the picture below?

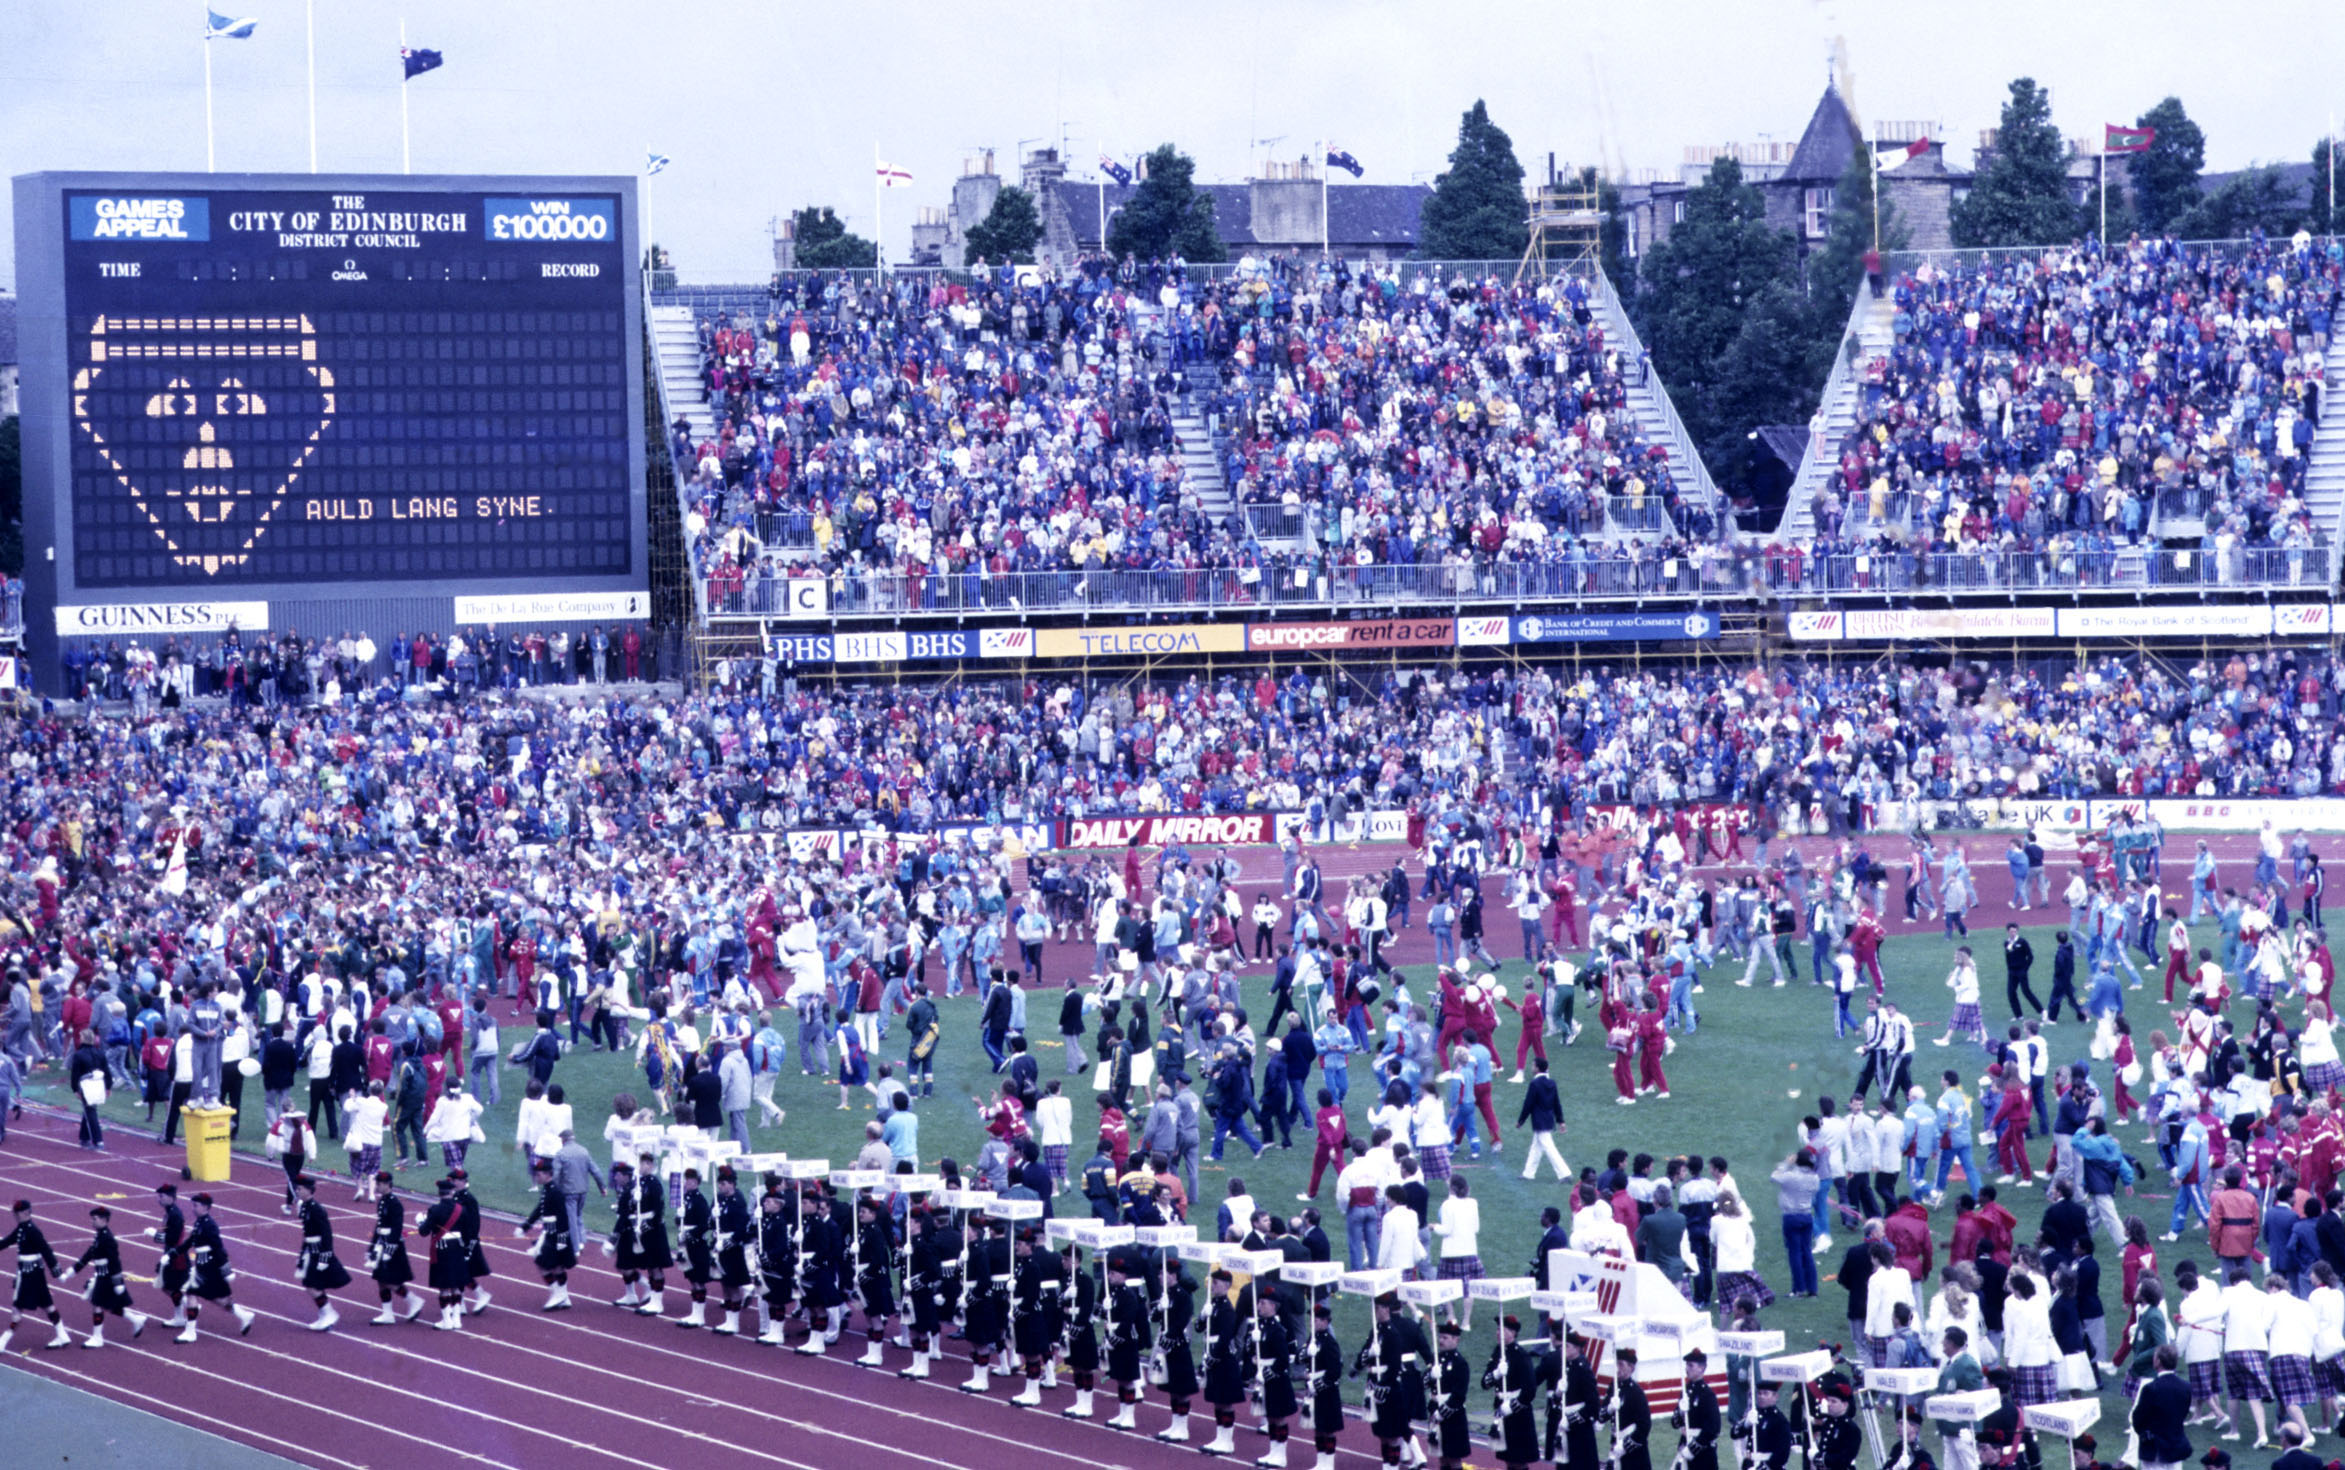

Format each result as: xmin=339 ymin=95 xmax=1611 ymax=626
xmin=2189 ymin=842 xmax=2219 ymax=923
xmin=1902 ymin=1088 xmax=1941 ymax=1198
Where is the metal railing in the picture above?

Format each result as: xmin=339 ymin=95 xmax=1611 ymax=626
xmin=1243 ymin=503 xmax=1309 ymax=541
xmin=1592 ymin=271 xmax=1721 ymax=517
xmin=705 ymin=544 xmax=2334 ymax=621
xmin=644 ymin=283 xmax=710 ymax=624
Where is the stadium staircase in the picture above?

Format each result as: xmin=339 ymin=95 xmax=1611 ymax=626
xmin=2307 ymin=352 xmax=2345 ymax=549
xmin=1775 ymin=289 xmax=1896 ymax=542
xmin=1589 ymin=273 xmax=1723 ymax=540
xmin=649 ymin=304 xmax=715 ymax=449
xmin=1170 ymin=402 xmax=1243 ymax=539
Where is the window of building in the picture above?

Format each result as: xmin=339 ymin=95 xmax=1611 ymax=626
xmin=1803 ymin=186 xmax=1834 ymax=239
xmin=1672 ymin=200 xmax=1686 ymax=225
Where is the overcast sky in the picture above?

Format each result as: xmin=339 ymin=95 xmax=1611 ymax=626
xmin=6 ymin=0 xmax=2345 ymax=288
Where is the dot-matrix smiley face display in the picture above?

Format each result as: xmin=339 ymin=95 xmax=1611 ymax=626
xmin=71 ymin=314 xmax=337 ymax=575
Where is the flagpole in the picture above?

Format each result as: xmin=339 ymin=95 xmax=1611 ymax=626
xmin=1096 ymin=140 xmax=1106 ymax=253
xmin=399 ymin=20 xmax=411 ymax=175
xmin=305 ymin=0 xmax=317 ymax=171
xmin=874 ymin=144 xmax=885 ymax=280
xmin=1869 ymin=134 xmax=1880 ymax=254
xmin=2099 ymin=148 xmax=2107 ymax=244
xmin=1318 ymin=139 xmax=1329 ymax=261
xmin=203 ymin=18 xmax=216 ymax=173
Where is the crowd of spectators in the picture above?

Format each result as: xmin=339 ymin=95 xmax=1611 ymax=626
xmin=1812 ymin=232 xmax=2341 ymax=586
xmin=25 ymin=636 xmax=2345 ymax=857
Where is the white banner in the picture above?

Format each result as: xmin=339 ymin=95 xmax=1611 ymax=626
xmin=2107 ymin=796 xmax=2345 ymax=832
xmin=1455 ymin=615 xmax=1511 ymax=646
xmin=453 ymin=590 xmax=648 ymax=624
xmin=978 ymin=628 xmax=1035 ymax=659
xmin=2055 ymin=605 xmax=2273 ymax=639
xmin=1787 ymin=610 xmax=1844 ymax=642
xmin=1846 ymin=607 xmax=2056 ymax=640
xmin=780 ymin=578 xmax=829 ymax=621
xmin=56 ymin=599 xmax=269 ymax=636
xmin=0 ymin=657 xmax=15 ymax=691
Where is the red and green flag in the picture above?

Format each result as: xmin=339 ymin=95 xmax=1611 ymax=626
xmin=2104 ymin=124 xmax=2157 ymax=155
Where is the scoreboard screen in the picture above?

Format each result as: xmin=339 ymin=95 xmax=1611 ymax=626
xmin=17 ymin=173 xmax=644 ymax=597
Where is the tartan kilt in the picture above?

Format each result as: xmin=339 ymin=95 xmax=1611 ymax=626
xmin=1950 ymin=1001 xmax=1984 ymax=1036
xmin=2319 ymin=1354 xmax=2345 ymax=1396
xmin=1042 ymin=1144 xmax=1070 ymax=1180
xmin=1437 ymin=1254 xmax=1484 ymax=1282
xmin=1418 ymin=1144 xmax=1453 ymax=1182
xmin=2306 ymin=1059 xmax=2345 ymax=1093
xmin=1715 ymin=1271 xmax=1776 ymax=1310
xmin=2186 ymin=1358 xmax=2223 ymax=1401
xmin=348 ymin=1144 xmax=381 ymax=1179
xmin=2010 ymin=1361 xmax=2061 ymax=1407
xmin=2223 ymin=1350 xmax=2274 ymax=1403
xmin=2271 ymin=1354 xmax=2320 ymax=1406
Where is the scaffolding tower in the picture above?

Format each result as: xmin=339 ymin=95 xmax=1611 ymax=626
xmin=1516 ymin=167 xmax=1604 ymax=282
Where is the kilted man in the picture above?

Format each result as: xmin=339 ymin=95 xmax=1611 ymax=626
xmin=418 ymin=1178 xmax=471 ymax=1331
xmin=63 ymin=1206 xmax=149 ymax=1347
xmin=711 ymin=1166 xmax=753 ymax=1336
xmin=294 ymin=1175 xmax=355 ymax=1331
xmin=1481 ymin=1314 xmax=1539 ymax=1470
xmin=1607 ymin=1347 xmax=1654 ymax=1470
xmin=174 ymin=1193 xmax=256 ymax=1343
xmin=899 ymin=1207 xmax=946 ymax=1380
xmin=1355 ymin=1292 xmax=1431 ymax=1468
xmin=1431 ymin=1319 xmax=1473 ymax=1470
xmin=1153 ymin=1253 xmax=1202 ymax=1441
xmin=366 ymin=1178 xmax=424 ymax=1324
xmin=1103 ymin=1249 xmax=1153 ymax=1428
xmin=754 ymin=1186 xmax=795 ymax=1347
xmin=0 ymin=1199 xmax=69 ymax=1351
xmin=1198 ymin=1269 xmax=1248 ymax=1452
xmin=1252 ymin=1285 xmax=1301 ymax=1467
xmin=960 ymin=1217 xmax=1011 ymax=1395
xmin=609 ymin=1157 xmax=673 ymax=1317
xmin=1677 ymin=1347 xmax=1723 ymax=1470
xmin=1549 ymin=1330 xmax=1601 ymax=1470
xmin=2219 ymin=1265 xmax=2276 ymax=1444
xmin=1058 ymin=1241 xmax=1101 ymax=1419
xmin=851 ymin=1195 xmax=899 ymax=1368
xmin=149 ymin=1184 xmax=191 ymax=1330
xmin=1306 ymin=1299 xmax=1347 ymax=1470
xmin=794 ymin=1186 xmax=847 ymax=1355
xmin=1009 ymin=1227 xmax=1067 ymax=1407
xmin=518 ymin=1157 xmax=577 ymax=1311
xmin=451 ymin=1170 xmax=494 ymax=1316
xmin=676 ymin=1168 xmax=715 ymax=1327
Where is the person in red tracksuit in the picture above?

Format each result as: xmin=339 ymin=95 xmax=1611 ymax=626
xmin=1606 ymin=1010 xmax=1638 ymax=1105
xmin=1506 ymin=984 xmax=1546 ymax=1081
xmin=2163 ymin=910 xmax=2192 ymax=1002
xmin=1635 ymin=997 xmax=1670 ymax=1100
xmin=1547 ymin=874 xmax=1580 ymax=949
xmin=1991 ymin=1073 xmax=2034 ymax=1182
xmin=1305 ymin=1092 xmax=1349 ymax=1198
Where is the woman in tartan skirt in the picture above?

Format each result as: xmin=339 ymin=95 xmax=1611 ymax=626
xmin=1938 ymin=949 xmax=1986 ymax=1048
xmin=1711 ymin=1192 xmax=1776 ymax=1310
xmin=2302 ymin=1004 xmax=2345 ymax=1095
xmin=2003 ymin=1271 xmax=2061 ymax=1408
xmin=1432 ymin=1176 xmax=1483 ymax=1330
xmin=2265 ymin=1274 xmax=2319 ymax=1441
xmin=2307 ymin=1263 xmax=2345 ymax=1408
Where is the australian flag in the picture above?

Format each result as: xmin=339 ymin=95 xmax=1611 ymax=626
xmin=1099 ymin=155 xmax=1133 ymax=187
xmin=401 ymin=47 xmax=443 ymax=80
xmin=1325 ymin=146 xmax=1364 ymax=178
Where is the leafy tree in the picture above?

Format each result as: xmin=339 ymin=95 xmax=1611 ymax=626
xmin=2079 ymin=173 xmax=2137 ymax=242
xmin=2171 ymin=165 xmax=2306 ymax=239
xmin=1418 ymin=100 xmax=1529 ymax=261
xmin=1105 ymin=145 xmax=1224 ymax=263
xmin=2129 ymin=97 xmax=2206 ymax=233
xmin=2312 ymin=138 xmax=2339 ymax=236
xmin=1951 ymin=78 xmax=2080 ymax=248
xmin=962 ymin=185 xmax=1043 ymax=265
xmin=1633 ymin=157 xmax=1816 ymax=488
xmin=792 ymin=206 xmax=878 ymax=270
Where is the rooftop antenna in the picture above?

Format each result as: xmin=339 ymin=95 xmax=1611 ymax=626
xmin=1253 ymin=135 xmax=1287 ymax=176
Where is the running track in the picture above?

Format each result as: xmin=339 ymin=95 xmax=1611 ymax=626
xmin=0 ymin=829 xmax=2283 ymax=1467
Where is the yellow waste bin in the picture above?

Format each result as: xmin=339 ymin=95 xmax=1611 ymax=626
xmin=186 ymin=1105 xmax=235 ymax=1182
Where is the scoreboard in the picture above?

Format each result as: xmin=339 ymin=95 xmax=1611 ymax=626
xmin=12 ymin=172 xmax=648 ymax=660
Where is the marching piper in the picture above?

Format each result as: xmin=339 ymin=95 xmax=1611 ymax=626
xmin=960 ymin=1216 xmax=1011 ymax=1395
xmin=173 ymin=1193 xmax=256 ymax=1343
xmin=851 ymin=1194 xmax=900 ymax=1367
xmin=676 ymin=1166 xmax=715 ymax=1328
xmin=1104 ymin=1248 xmax=1154 ymax=1429
xmin=1251 ymin=1285 xmax=1300 ymax=1468
xmin=794 ymin=1185 xmax=847 ymax=1354
xmin=365 ymin=1174 xmax=424 ymax=1324
xmin=755 ymin=1184 xmax=794 ymax=1346
xmin=1676 ymin=1347 xmax=1722 ymax=1470
xmin=293 ymin=1174 xmax=356 ymax=1331
xmin=1009 ymin=1224 xmax=1067 ymax=1406
xmin=1431 ymin=1319 xmax=1473 ymax=1470
xmin=517 ymin=1156 xmax=577 ymax=1311
xmin=450 ymin=1169 xmax=494 ymax=1316
xmin=0 ymin=1199 xmax=69 ymax=1351
xmin=1606 ymin=1347 xmax=1654 ymax=1470
xmin=712 ymin=1165 xmax=753 ymax=1336
xmin=148 ymin=1182 xmax=192 ymax=1332
xmin=1481 ymin=1313 xmax=1539 ymax=1470
xmin=1750 ymin=1384 xmax=1794 ymax=1470
xmin=1549 ymin=1329 xmax=1602 ymax=1470
xmin=1200 ymin=1268 xmax=1249 ymax=1452
xmin=1305 ymin=1299 xmax=1347 ymax=1470
xmin=417 ymin=1177 xmax=470 ymax=1331
xmin=62 ymin=1205 xmax=149 ymax=1347
xmin=900 ymin=1206 xmax=946 ymax=1379
xmin=609 ymin=1158 xmax=675 ymax=1316
xmin=1355 ymin=1291 xmax=1431 ymax=1468
xmin=1153 ymin=1250 xmax=1202 ymax=1442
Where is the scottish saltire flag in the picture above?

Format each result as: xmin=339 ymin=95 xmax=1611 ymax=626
xmin=401 ymin=47 xmax=444 ymax=80
xmin=646 ymin=151 xmax=672 ymax=175
xmin=205 ymin=10 xmax=257 ymax=39
xmin=1100 ymin=155 xmax=1133 ymax=186
xmin=1325 ymin=146 xmax=1364 ymax=178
